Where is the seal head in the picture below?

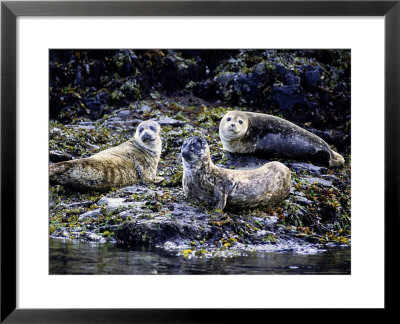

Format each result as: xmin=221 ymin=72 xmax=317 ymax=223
xmin=181 ymin=136 xmax=209 ymax=165
xmin=134 ymin=120 xmax=162 ymax=155
xmin=219 ymin=111 xmax=248 ymax=141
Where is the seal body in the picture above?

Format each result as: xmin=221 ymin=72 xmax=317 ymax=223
xmin=50 ymin=120 xmax=163 ymax=191
xmin=181 ymin=136 xmax=291 ymax=210
xmin=219 ymin=110 xmax=345 ymax=167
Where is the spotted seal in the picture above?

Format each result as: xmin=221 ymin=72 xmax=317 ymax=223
xmin=49 ymin=120 xmax=163 ymax=191
xmin=181 ymin=136 xmax=291 ymax=210
xmin=219 ymin=110 xmax=345 ymax=167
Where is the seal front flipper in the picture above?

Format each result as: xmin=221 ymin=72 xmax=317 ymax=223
xmin=138 ymin=165 xmax=164 ymax=183
xmin=212 ymin=181 xmax=236 ymax=210
xmin=212 ymin=188 xmax=228 ymax=210
xmin=152 ymin=176 xmax=165 ymax=183
xmin=329 ymin=150 xmax=345 ymax=167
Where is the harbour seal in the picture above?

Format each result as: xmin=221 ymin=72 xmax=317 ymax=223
xmin=219 ymin=110 xmax=345 ymax=167
xmin=181 ymin=136 xmax=291 ymax=210
xmin=49 ymin=120 xmax=163 ymax=191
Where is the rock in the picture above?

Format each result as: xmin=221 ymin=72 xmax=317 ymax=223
xmin=87 ymin=233 xmax=106 ymax=243
xmin=97 ymin=197 xmax=130 ymax=209
xmin=98 ymin=196 xmax=150 ymax=212
xmin=116 ymin=211 xmax=133 ymax=220
xmin=115 ymin=213 xmax=213 ymax=246
xmin=114 ymin=198 xmax=234 ymax=247
xmin=214 ymin=71 xmax=263 ymax=104
xmin=155 ymin=116 xmax=185 ymax=126
xmin=104 ymin=119 xmax=143 ymax=128
xmin=79 ymin=208 xmax=101 ymax=219
xmin=49 ymin=127 xmax=63 ymax=137
xmin=77 ymin=121 xmax=95 ymax=126
xmin=139 ymin=105 xmax=152 ymax=113
xmin=83 ymin=93 xmax=109 ymax=119
xmin=320 ymin=174 xmax=341 ymax=184
xmin=255 ymin=229 xmax=273 ymax=237
xmin=303 ymin=65 xmax=321 ymax=88
xmin=192 ymin=78 xmax=217 ymax=99
xmin=303 ymin=177 xmax=333 ymax=187
xmin=121 ymin=184 xmax=156 ymax=195
xmin=118 ymin=110 xmax=132 ymax=119
xmin=286 ymin=162 xmax=327 ymax=175
xmin=275 ymin=64 xmax=300 ymax=85
xmin=295 ymin=196 xmax=313 ymax=206
xmin=108 ymin=117 xmax=122 ymax=122
xmin=272 ymin=85 xmax=305 ymax=111
xmin=169 ymin=136 xmax=184 ymax=148
xmin=285 ymin=73 xmax=301 ymax=85
xmin=169 ymin=202 xmax=206 ymax=219
xmin=253 ymin=216 xmax=279 ymax=230
xmin=253 ymin=62 xmax=266 ymax=76
xmin=72 ymin=125 xmax=96 ymax=130
xmin=66 ymin=201 xmax=94 ymax=208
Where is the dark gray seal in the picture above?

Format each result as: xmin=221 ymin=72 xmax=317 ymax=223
xmin=181 ymin=136 xmax=291 ymax=210
xmin=219 ymin=110 xmax=344 ymax=167
xmin=49 ymin=120 xmax=163 ymax=192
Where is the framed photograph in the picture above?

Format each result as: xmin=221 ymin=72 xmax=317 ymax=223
xmin=1 ymin=0 xmax=398 ymax=322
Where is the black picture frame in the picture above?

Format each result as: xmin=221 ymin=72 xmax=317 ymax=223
xmin=1 ymin=0 xmax=398 ymax=322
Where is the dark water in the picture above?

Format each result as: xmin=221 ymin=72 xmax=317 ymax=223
xmin=49 ymin=238 xmax=350 ymax=275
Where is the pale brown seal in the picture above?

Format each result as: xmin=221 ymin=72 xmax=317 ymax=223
xmin=219 ymin=110 xmax=345 ymax=167
xmin=49 ymin=120 xmax=163 ymax=192
xmin=181 ymin=136 xmax=291 ymax=210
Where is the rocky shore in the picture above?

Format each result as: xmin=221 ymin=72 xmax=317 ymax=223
xmin=49 ymin=50 xmax=351 ymax=257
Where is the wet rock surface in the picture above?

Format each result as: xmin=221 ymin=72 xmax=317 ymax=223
xmin=49 ymin=50 xmax=351 ymax=257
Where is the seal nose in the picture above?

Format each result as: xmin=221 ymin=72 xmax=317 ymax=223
xmin=141 ymin=132 xmax=152 ymax=142
xmin=231 ymin=123 xmax=235 ymax=127
xmin=182 ymin=150 xmax=191 ymax=160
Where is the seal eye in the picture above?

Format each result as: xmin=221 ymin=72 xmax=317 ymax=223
xmin=150 ymin=126 xmax=157 ymax=133
xmin=139 ymin=127 xmax=144 ymax=133
xmin=227 ymin=117 xmax=231 ymax=121
xmin=238 ymin=120 xmax=243 ymax=124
